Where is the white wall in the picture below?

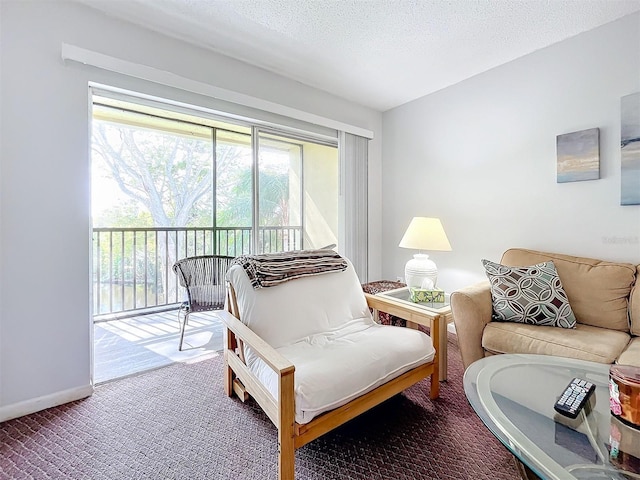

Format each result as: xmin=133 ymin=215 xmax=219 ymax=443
xmin=382 ymin=13 xmax=640 ymax=294
xmin=0 ymin=1 xmax=382 ymax=419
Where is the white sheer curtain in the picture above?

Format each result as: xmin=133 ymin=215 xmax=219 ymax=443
xmin=339 ymin=132 xmax=369 ymax=282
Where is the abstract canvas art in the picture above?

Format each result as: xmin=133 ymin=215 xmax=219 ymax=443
xmin=621 ymin=92 xmax=640 ymax=205
xmin=556 ymin=128 xmax=600 ymax=183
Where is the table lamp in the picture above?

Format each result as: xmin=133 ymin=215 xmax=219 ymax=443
xmin=399 ymin=217 xmax=452 ymax=288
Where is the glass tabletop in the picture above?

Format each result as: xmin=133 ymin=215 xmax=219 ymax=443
xmin=464 ymin=354 xmax=640 ymax=480
xmin=376 ymin=287 xmax=450 ymax=313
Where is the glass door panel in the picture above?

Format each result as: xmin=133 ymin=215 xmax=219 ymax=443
xmin=256 ymin=131 xmax=338 ymax=254
xmin=257 ymin=132 xmax=302 ymax=253
xmin=301 ymin=140 xmax=339 ymax=251
xmin=215 ymin=130 xmax=253 ymax=256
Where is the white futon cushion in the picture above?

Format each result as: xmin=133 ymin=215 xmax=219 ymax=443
xmin=248 ymin=322 xmax=435 ymax=424
xmin=226 ymin=262 xmax=375 ymax=348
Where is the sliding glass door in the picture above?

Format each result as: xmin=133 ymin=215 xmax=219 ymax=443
xmin=91 ymin=91 xmax=339 ymax=316
xmin=214 ymin=129 xmax=253 ymax=256
xmin=256 ymin=131 xmax=302 ymax=253
xmin=256 ymin=129 xmax=339 ymax=254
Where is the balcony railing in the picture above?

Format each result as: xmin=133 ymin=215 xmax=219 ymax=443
xmin=92 ymin=226 xmax=302 ymax=318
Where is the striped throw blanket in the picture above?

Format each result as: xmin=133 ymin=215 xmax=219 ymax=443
xmin=232 ymin=249 xmax=348 ymax=289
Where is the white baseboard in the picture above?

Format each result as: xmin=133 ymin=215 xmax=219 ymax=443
xmin=0 ymin=384 xmax=94 ymax=423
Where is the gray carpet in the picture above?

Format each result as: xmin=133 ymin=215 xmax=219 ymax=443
xmin=0 ymin=336 xmax=519 ymax=479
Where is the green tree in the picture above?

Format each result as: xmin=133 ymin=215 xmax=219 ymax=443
xmin=92 ymin=119 xmax=294 ymax=236
xmin=92 ymin=121 xmax=214 ymax=227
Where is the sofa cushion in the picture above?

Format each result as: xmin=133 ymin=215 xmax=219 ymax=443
xmin=501 ymin=248 xmax=636 ymax=332
xmin=482 ymin=259 xmax=576 ymax=328
xmin=617 ymin=337 xmax=640 ymax=367
xmin=482 ymin=321 xmax=631 ymax=364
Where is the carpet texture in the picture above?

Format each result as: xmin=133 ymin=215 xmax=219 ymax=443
xmin=0 ymin=336 xmax=519 ymax=479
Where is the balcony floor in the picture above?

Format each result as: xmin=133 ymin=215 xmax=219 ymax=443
xmin=94 ymin=309 xmax=224 ymax=384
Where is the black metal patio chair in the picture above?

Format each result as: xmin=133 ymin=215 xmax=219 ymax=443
xmin=172 ymin=255 xmax=235 ymax=350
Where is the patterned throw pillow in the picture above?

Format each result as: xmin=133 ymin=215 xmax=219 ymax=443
xmin=481 ymin=259 xmax=577 ymax=328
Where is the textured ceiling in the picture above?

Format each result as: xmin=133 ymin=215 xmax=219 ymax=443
xmin=77 ymin=0 xmax=640 ymax=111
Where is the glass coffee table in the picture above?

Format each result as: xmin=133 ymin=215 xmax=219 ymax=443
xmin=464 ymin=354 xmax=640 ymax=479
xmin=366 ymin=287 xmax=452 ymax=381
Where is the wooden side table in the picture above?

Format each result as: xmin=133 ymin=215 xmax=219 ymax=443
xmin=365 ymin=287 xmax=453 ymax=381
xmin=361 ymin=280 xmax=406 ymax=326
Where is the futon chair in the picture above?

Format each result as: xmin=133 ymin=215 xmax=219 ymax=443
xmin=222 ymin=250 xmax=440 ymax=480
xmin=172 ymin=255 xmax=234 ymax=350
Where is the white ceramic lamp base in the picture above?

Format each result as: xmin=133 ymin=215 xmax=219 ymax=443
xmin=404 ymin=253 xmax=438 ymax=289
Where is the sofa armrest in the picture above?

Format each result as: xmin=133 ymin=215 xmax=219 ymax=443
xmin=450 ymin=281 xmax=493 ymax=370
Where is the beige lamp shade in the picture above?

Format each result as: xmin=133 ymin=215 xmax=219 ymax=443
xmin=399 ymin=217 xmax=452 ymax=251
xmin=399 ymin=217 xmax=452 ymax=289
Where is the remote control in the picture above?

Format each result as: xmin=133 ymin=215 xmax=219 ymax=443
xmin=554 ymin=378 xmax=595 ymax=419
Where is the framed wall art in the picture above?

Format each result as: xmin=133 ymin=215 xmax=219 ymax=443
xmin=556 ymin=128 xmax=600 ymax=183
xmin=621 ymin=92 xmax=640 ymax=205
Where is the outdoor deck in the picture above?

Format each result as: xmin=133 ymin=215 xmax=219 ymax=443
xmin=94 ymin=309 xmax=224 ymax=384
xmin=91 ymin=225 xmax=305 ymax=384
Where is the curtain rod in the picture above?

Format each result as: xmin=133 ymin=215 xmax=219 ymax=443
xmin=61 ymin=43 xmax=374 ymax=140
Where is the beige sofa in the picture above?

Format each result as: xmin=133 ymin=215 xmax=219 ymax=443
xmin=451 ymin=248 xmax=640 ymax=370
